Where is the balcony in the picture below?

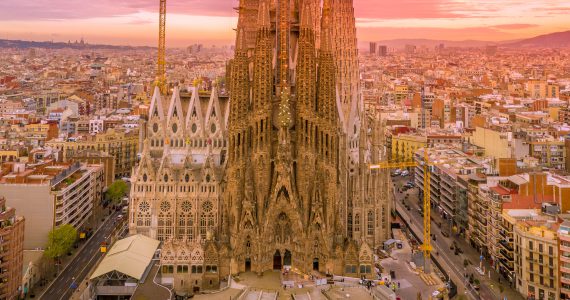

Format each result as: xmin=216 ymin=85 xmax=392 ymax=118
xmin=562 ymin=277 xmax=570 ymax=285
xmin=475 ymin=215 xmax=487 ymax=226
xmin=499 ymin=240 xmax=514 ymax=252
xmin=500 ymin=249 xmax=514 ymax=261
xmin=498 ymin=257 xmax=514 ymax=271
xmin=561 ymin=244 xmax=570 ymax=253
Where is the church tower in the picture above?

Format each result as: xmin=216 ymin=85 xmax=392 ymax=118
xmin=225 ymin=0 xmax=387 ymax=277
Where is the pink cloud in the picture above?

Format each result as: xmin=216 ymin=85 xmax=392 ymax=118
xmin=0 ymin=0 xmax=501 ymax=21
xmin=353 ymin=0 xmax=469 ymax=19
xmin=0 ymin=0 xmax=235 ymax=20
xmin=490 ymin=24 xmax=539 ymax=30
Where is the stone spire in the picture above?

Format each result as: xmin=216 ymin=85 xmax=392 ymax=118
xmin=330 ymin=0 xmax=360 ymax=130
xmin=296 ymin=0 xmax=316 ymax=113
xmin=317 ymin=0 xmax=336 ymax=123
xmin=276 ymin=0 xmax=291 ymax=86
xmin=252 ymin=0 xmax=272 ymax=113
xmin=257 ymin=0 xmax=270 ymax=29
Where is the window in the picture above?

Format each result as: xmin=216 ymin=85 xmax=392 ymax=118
xmin=347 ymin=213 xmax=353 ymax=237
xmin=344 ymin=265 xmax=357 ymax=273
xmin=162 ymin=265 xmax=174 ymax=274
xmin=177 ymin=265 xmax=189 ymax=273
xmin=367 ymin=211 xmax=374 ymax=236
xmin=359 ymin=265 xmax=372 ymax=274
xmin=206 ymin=265 xmax=218 ymax=273
xmin=354 ymin=214 xmax=360 ymax=232
xmin=529 ymin=241 xmax=533 ymax=250
xmin=191 ymin=265 xmax=203 ymax=274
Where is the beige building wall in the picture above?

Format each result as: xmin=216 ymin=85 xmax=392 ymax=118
xmin=0 ymin=184 xmax=53 ymax=249
xmin=472 ymin=127 xmax=512 ymax=163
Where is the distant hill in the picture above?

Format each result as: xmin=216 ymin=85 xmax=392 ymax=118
xmin=362 ymin=38 xmax=503 ymax=49
xmin=364 ymin=30 xmax=570 ymax=50
xmin=0 ymin=39 xmax=154 ymax=51
xmin=503 ymin=30 xmax=570 ymax=48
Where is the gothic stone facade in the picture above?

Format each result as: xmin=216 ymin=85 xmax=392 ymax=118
xmin=224 ymin=0 xmax=391 ymax=278
xmin=129 ymin=0 xmax=391 ymax=294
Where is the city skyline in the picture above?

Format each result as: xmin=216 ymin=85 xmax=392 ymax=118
xmin=0 ymin=0 xmax=569 ymax=47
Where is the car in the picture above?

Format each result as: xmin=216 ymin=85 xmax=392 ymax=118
xmin=401 ymin=170 xmax=409 ymax=176
xmin=392 ymin=170 xmax=401 ymax=176
xmin=116 ymin=214 xmax=124 ymax=220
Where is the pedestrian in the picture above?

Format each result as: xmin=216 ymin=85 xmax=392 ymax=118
xmin=398 ymin=281 xmax=400 ymax=288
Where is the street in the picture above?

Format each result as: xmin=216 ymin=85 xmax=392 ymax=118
xmin=392 ymin=175 xmax=523 ymax=300
xmin=394 ymin=198 xmax=479 ymax=300
xmin=40 ymin=210 xmax=120 ymax=300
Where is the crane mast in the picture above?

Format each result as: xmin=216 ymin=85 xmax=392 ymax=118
xmin=156 ymin=0 xmax=167 ymax=94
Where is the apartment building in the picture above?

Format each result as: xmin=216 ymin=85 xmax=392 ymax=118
xmin=0 ymin=161 xmax=104 ymax=249
xmin=24 ymin=122 xmax=59 ymax=147
xmin=46 ymin=128 xmax=138 ymax=177
xmin=514 ymin=218 xmax=559 ymax=300
xmin=0 ymin=197 xmax=24 ymax=299
xmin=528 ymin=138 xmax=566 ymax=170
xmin=414 ymin=147 xmax=489 ymax=235
xmin=559 ymin=221 xmax=570 ymax=299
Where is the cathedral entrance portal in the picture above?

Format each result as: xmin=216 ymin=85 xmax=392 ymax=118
xmin=273 ymin=250 xmax=282 ymax=270
xmin=245 ymin=258 xmax=251 ymax=272
xmin=284 ymin=250 xmax=292 ymax=266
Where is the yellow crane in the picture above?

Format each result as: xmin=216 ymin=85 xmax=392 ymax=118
xmin=370 ymin=148 xmax=432 ymax=272
xmin=155 ymin=0 xmax=167 ymax=94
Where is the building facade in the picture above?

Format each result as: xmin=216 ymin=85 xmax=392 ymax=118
xmin=559 ymin=221 xmax=570 ymax=299
xmin=0 ymin=197 xmax=25 ymax=299
xmin=514 ymin=220 xmax=559 ymax=300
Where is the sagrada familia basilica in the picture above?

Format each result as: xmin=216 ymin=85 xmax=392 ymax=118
xmin=129 ymin=0 xmax=391 ymax=294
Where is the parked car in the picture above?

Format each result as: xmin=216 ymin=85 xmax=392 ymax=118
xmin=401 ymin=170 xmax=409 ymax=176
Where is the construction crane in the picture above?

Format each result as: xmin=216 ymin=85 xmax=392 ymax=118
xmin=370 ymin=148 xmax=432 ymax=272
xmin=155 ymin=0 xmax=167 ymax=94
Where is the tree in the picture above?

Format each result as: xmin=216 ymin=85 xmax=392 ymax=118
xmin=44 ymin=224 xmax=77 ymax=259
xmin=106 ymin=180 xmax=129 ymax=204
xmin=463 ymin=259 xmax=469 ymax=268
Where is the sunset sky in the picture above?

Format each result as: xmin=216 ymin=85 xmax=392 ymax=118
xmin=0 ymin=0 xmax=568 ymax=47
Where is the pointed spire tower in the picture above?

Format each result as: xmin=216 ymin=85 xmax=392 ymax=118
xmin=317 ymin=0 xmax=337 ymax=124
xmin=330 ymin=0 xmax=360 ymax=131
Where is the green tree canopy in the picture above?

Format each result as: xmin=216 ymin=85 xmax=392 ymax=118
xmin=45 ymin=224 xmax=77 ymax=259
xmin=106 ymin=180 xmax=129 ymax=204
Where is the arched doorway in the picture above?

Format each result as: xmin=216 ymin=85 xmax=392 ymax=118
xmin=313 ymin=258 xmax=319 ymax=271
xmin=273 ymin=250 xmax=282 ymax=270
xmin=284 ymin=250 xmax=292 ymax=266
xmin=245 ymin=258 xmax=251 ymax=272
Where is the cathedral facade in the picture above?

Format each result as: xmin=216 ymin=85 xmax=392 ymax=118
xmin=129 ymin=0 xmax=390 ymax=294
